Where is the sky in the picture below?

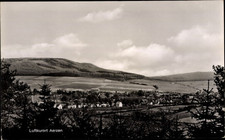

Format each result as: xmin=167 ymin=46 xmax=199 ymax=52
xmin=1 ymin=1 xmax=224 ymax=76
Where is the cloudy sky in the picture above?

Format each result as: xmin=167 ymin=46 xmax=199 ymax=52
xmin=1 ymin=1 xmax=224 ymax=76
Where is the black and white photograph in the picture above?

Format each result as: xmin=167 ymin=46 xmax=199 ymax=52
xmin=1 ymin=1 xmax=224 ymax=139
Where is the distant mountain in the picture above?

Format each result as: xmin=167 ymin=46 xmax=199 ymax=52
xmin=148 ymin=71 xmax=214 ymax=82
xmin=4 ymin=58 xmax=145 ymax=81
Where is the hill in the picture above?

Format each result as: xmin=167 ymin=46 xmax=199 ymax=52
xmin=148 ymin=71 xmax=214 ymax=82
xmin=4 ymin=58 xmax=145 ymax=81
xmin=3 ymin=58 xmax=214 ymax=82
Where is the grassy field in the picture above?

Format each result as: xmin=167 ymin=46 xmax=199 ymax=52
xmin=128 ymin=79 xmax=216 ymax=93
xmin=176 ymin=81 xmax=217 ymax=92
xmin=16 ymin=76 xmax=217 ymax=93
xmin=16 ymin=76 xmax=153 ymax=92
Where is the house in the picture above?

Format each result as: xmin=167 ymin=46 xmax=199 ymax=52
xmin=54 ymin=104 xmax=57 ymax=108
xmin=58 ymin=104 xmax=63 ymax=109
xmin=116 ymin=101 xmax=123 ymax=107
xmin=148 ymin=102 xmax=153 ymax=105
xmin=54 ymin=104 xmax=65 ymax=110
xmin=68 ymin=105 xmax=77 ymax=109
xmin=96 ymin=104 xmax=100 ymax=107
xmin=100 ymin=104 xmax=107 ymax=107
xmin=90 ymin=104 xmax=95 ymax=108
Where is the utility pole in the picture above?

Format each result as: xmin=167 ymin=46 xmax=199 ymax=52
xmin=207 ymin=79 xmax=210 ymax=91
xmin=99 ymin=114 xmax=102 ymax=139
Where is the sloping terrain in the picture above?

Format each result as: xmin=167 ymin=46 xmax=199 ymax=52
xmin=3 ymin=58 xmax=216 ymax=93
xmin=4 ymin=58 xmax=145 ymax=80
xmin=4 ymin=58 xmax=214 ymax=82
xmin=148 ymin=71 xmax=214 ymax=82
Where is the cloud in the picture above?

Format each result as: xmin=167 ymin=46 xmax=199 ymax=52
xmin=168 ymin=26 xmax=223 ymax=53
xmin=117 ymin=40 xmax=133 ymax=49
xmin=95 ymin=26 xmax=223 ymax=76
xmin=2 ymin=26 xmax=223 ymax=77
xmin=95 ymin=41 xmax=175 ymax=76
xmin=79 ymin=7 xmax=123 ymax=23
xmin=115 ymin=43 xmax=175 ymax=74
xmin=53 ymin=33 xmax=87 ymax=48
xmin=116 ymin=44 xmax=174 ymax=64
xmin=2 ymin=33 xmax=87 ymax=59
xmin=95 ymin=59 xmax=129 ymax=71
xmin=168 ymin=26 xmax=224 ymax=69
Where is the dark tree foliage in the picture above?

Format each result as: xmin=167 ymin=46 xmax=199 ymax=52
xmin=60 ymin=108 xmax=97 ymax=139
xmin=153 ymin=85 xmax=159 ymax=91
xmin=86 ymin=92 xmax=98 ymax=104
xmin=213 ymin=65 xmax=225 ymax=105
xmin=1 ymin=61 xmax=17 ymax=129
xmin=137 ymin=90 xmax=145 ymax=96
xmin=1 ymin=60 xmax=37 ymax=139
xmin=61 ymin=95 xmax=68 ymax=102
xmin=13 ymin=80 xmax=37 ymax=130
xmin=35 ymin=83 xmax=60 ymax=129
xmin=213 ymin=65 xmax=225 ymax=137
xmin=1 ymin=60 xmax=16 ymax=91
xmin=187 ymin=65 xmax=225 ymax=139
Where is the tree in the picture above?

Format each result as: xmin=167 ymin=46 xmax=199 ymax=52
xmin=86 ymin=93 xmax=98 ymax=104
xmin=212 ymin=65 xmax=225 ymax=137
xmin=1 ymin=61 xmax=17 ymax=129
xmin=60 ymin=108 xmax=97 ymax=139
xmin=137 ymin=90 xmax=144 ymax=97
xmin=1 ymin=60 xmax=36 ymax=139
xmin=105 ymin=92 xmax=110 ymax=98
xmin=153 ymin=85 xmax=159 ymax=92
xmin=187 ymin=65 xmax=225 ymax=139
xmin=35 ymin=83 xmax=59 ymax=128
xmin=213 ymin=65 xmax=225 ymax=105
xmin=61 ymin=95 xmax=68 ymax=102
xmin=13 ymin=80 xmax=36 ymax=130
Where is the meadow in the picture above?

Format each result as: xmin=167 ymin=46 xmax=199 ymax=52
xmin=15 ymin=76 xmax=216 ymax=93
xmin=16 ymin=76 xmax=152 ymax=92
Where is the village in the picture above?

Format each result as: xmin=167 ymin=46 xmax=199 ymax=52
xmin=30 ymin=87 xmax=204 ymax=111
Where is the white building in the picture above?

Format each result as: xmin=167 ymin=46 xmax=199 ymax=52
xmin=57 ymin=104 xmax=63 ymax=110
xmin=68 ymin=105 xmax=77 ymax=109
xmin=116 ymin=101 xmax=123 ymax=107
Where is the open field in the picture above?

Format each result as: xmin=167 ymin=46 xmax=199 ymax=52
xmin=16 ymin=76 xmax=153 ymax=92
xmin=15 ymin=76 xmax=217 ymax=93
xmin=175 ymin=81 xmax=217 ymax=92
xmin=128 ymin=79 xmax=217 ymax=93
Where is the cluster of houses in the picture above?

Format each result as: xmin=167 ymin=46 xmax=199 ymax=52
xmin=30 ymin=89 xmax=206 ymax=111
xmin=53 ymin=101 xmax=123 ymax=110
xmin=130 ymin=91 xmax=198 ymax=106
xmin=31 ymin=93 xmax=123 ymax=110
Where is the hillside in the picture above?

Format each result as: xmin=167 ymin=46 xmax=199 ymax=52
xmin=3 ymin=58 xmax=214 ymax=82
xmin=148 ymin=71 xmax=214 ymax=82
xmin=4 ymin=58 xmax=145 ymax=81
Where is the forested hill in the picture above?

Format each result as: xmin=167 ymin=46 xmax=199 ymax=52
xmin=3 ymin=58 xmax=145 ymax=81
